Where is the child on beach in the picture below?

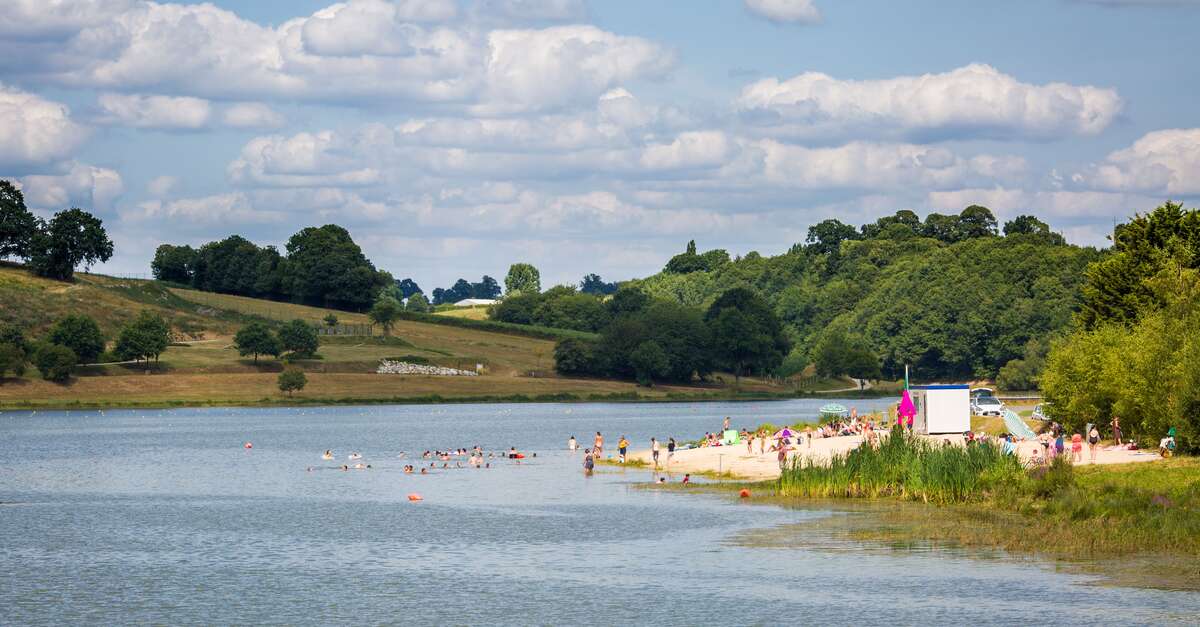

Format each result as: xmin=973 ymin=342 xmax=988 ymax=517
xmin=1071 ymin=433 xmax=1083 ymax=462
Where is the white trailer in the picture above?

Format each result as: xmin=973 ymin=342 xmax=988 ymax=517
xmin=911 ymin=384 xmax=970 ymax=434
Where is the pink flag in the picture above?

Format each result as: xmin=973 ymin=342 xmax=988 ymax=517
xmin=898 ymin=389 xmax=916 ymax=417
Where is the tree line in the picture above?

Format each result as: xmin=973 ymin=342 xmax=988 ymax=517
xmin=152 ymin=224 xmax=392 ymax=311
xmin=0 ymin=181 xmax=114 ymax=281
xmin=0 ymin=312 xmax=171 ymax=383
xmin=631 ymin=205 xmax=1096 ymax=382
xmin=553 ymin=286 xmax=790 ymax=386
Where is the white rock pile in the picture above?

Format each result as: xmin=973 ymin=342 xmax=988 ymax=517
xmin=376 ymin=360 xmax=478 ymax=376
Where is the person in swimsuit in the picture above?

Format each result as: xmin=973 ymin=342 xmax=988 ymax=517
xmin=1070 ymin=433 xmax=1083 ymax=462
xmin=594 ymin=432 xmax=603 ymax=457
xmin=1088 ymin=426 xmax=1100 ymax=463
xmin=568 ymin=436 xmax=577 ymax=451
xmin=667 ymin=437 xmax=676 ymax=464
xmin=618 ymin=436 xmax=629 ymax=463
xmin=583 ymin=449 xmax=595 ymax=475
xmin=650 ymin=437 xmax=660 ymax=468
xmin=1111 ymin=415 xmax=1123 ymax=445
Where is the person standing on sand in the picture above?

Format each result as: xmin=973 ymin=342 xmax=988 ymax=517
xmin=667 ymin=437 xmax=676 ymax=465
xmin=618 ymin=435 xmax=629 ymax=463
xmin=651 ymin=437 xmax=660 ymax=469
xmin=594 ymin=432 xmax=604 ymax=457
xmin=744 ymin=429 xmax=753 ymax=453
xmin=1111 ymin=415 xmax=1123 ymax=445
xmin=1088 ymin=426 xmax=1100 ymax=463
xmin=777 ymin=439 xmax=791 ymax=471
xmin=758 ymin=429 xmax=767 ymax=455
xmin=723 ymin=417 xmax=730 ymax=432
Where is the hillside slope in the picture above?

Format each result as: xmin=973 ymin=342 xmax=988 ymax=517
xmin=0 ymin=264 xmax=782 ymax=408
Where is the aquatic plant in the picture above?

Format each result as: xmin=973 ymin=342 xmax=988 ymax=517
xmin=778 ymin=426 xmax=1027 ymax=504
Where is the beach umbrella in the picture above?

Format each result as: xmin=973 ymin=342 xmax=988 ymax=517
xmin=819 ymin=403 xmax=849 ymax=417
xmin=898 ymin=389 xmax=916 ymax=417
xmin=774 ymin=427 xmax=794 ymax=439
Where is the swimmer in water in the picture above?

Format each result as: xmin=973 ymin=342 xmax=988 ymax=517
xmin=322 ymin=450 xmax=334 ymax=460
xmin=420 ymin=468 xmax=428 ymax=475
xmin=341 ymin=465 xmax=349 ymax=471
xmin=349 ymin=452 xmax=362 ymax=460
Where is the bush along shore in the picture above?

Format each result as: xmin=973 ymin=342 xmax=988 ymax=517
xmin=753 ymin=426 xmax=1200 ymax=590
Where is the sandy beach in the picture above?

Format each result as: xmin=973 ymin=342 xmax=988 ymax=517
xmin=626 ymin=433 xmax=1164 ymax=481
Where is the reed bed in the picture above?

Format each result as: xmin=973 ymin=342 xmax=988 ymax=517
xmin=779 ymin=426 xmax=1027 ymax=504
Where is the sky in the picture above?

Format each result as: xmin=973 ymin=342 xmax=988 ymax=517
xmin=2 ymin=0 xmax=1198 ymax=291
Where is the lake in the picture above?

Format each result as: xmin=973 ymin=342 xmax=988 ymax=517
xmin=2 ymin=400 xmax=1197 ymax=625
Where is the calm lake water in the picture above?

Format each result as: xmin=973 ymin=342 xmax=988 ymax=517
xmin=2 ymin=400 xmax=1197 ymax=625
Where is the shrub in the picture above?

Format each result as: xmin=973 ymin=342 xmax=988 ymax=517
xmin=0 ymin=343 xmax=26 ymax=380
xmin=34 ymin=343 xmax=76 ymax=382
xmin=277 ymin=368 xmax=307 ymax=396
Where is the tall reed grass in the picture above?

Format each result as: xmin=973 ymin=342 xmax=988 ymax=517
xmin=779 ymin=426 xmax=1027 ymax=504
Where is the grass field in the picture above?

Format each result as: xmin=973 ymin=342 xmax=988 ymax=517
xmin=0 ymin=264 xmax=802 ymax=409
xmin=434 ymin=306 xmax=491 ymax=321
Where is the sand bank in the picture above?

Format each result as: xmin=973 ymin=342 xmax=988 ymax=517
xmin=626 ymin=433 xmax=1163 ymax=481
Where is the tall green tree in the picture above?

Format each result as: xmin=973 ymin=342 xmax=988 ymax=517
xmin=277 ymin=319 xmax=319 ymax=358
xmin=284 ymin=224 xmax=389 ymax=310
xmin=234 ymin=323 xmax=281 ymax=363
xmin=368 ymin=296 xmax=403 ymax=336
xmin=958 ymin=205 xmax=999 ymax=238
xmin=505 ymin=263 xmax=541 ymax=295
xmin=1079 ymin=201 xmax=1200 ymax=328
xmin=705 ymin=288 xmax=791 ymax=385
xmin=406 ymin=292 xmax=430 ymax=313
xmin=630 ymin=341 xmax=669 ymax=386
xmin=48 ymin=314 xmax=105 ymax=363
xmin=805 ymin=219 xmax=860 ymax=255
xmin=28 ymin=208 xmax=114 ymax=281
xmin=114 ymin=311 xmax=171 ymax=367
xmin=150 ymin=244 xmax=197 ymax=283
xmin=0 ymin=180 xmax=37 ymax=259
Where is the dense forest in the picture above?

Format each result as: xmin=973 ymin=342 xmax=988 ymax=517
xmin=152 ymin=225 xmax=393 ymax=311
xmin=628 ymin=207 xmax=1101 ymax=382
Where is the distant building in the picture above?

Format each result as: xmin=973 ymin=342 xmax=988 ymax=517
xmin=452 ymin=298 xmax=498 ymax=307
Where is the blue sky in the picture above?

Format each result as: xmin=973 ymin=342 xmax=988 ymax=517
xmin=2 ymin=0 xmax=1198 ymax=291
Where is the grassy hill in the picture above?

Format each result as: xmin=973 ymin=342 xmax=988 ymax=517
xmin=0 ymin=264 xmax=799 ymax=409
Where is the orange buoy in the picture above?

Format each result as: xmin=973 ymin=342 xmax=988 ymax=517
xmin=243 ymin=442 xmax=253 ymax=449
xmin=407 ymin=493 xmax=423 ymax=501
xmin=739 ymin=488 xmax=750 ymax=498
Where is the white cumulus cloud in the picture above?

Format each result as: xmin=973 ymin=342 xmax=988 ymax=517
xmin=222 ymin=103 xmax=285 ymax=129
xmin=97 ymin=93 xmax=212 ymax=129
xmin=736 ymin=63 xmax=1122 ymax=142
xmin=1078 ymin=128 xmax=1200 ymax=195
xmin=0 ymin=83 xmax=89 ymax=169
xmin=20 ymin=161 xmax=124 ymax=212
xmin=744 ymin=0 xmax=822 ymax=23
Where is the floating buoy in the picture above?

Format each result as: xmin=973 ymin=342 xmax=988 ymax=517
xmin=739 ymin=488 xmax=750 ymax=499
xmin=243 ymin=442 xmax=253 ymax=449
xmin=407 ymin=493 xmax=423 ymax=501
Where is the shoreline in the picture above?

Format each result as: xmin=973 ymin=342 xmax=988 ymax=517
xmin=625 ymin=432 xmax=1163 ymax=481
xmin=0 ymin=389 xmax=895 ymax=412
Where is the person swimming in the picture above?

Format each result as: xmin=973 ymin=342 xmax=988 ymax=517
xmin=348 ymin=452 xmax=362 ymax=460
xmin=420 ymin=467 xmax=428 ymax=475
xmin=322 ymin=450 xmax=334 ymax=460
